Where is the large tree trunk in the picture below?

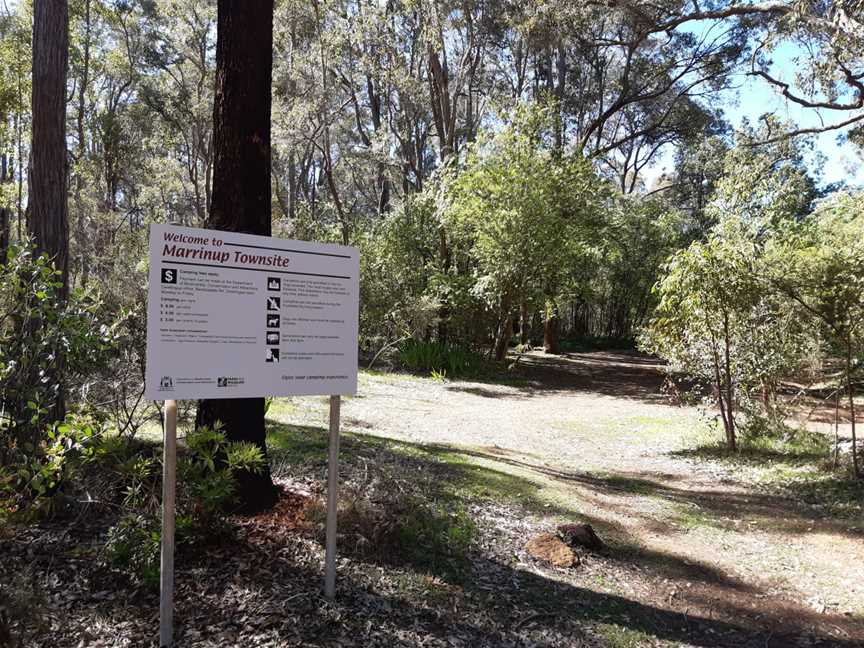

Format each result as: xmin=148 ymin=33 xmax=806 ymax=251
xmin=28 ymin=0 xmax=69 ymax=424
xmin=196 ymin=0 xmax=276 ymax=512
xmin=28 ymin=0 xmax=69 ymax=294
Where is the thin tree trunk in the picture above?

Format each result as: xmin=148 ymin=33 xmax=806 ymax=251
xmin=543 ymin=299 xmax=560 ymax=354
xmin=847 ymin=343 xmax=860 ymax=478
xmin=722 ymin=311 xmax=736 ymax=451
xmin=0 ymin=207 xmax=9 ymax=263
xmin=196 ymin=0 xmax=276 ymax=512
xmin=75 ymin=0 xmax=91 ymax=288
xmin=1 ymin=154 xmax=10 ymax=260
xmin=520 ymin=301 xmax=530 ymax=345
xmin=709 ymin=328 xmax=734 ymax=450
xmin=15 ymin=19 xmax=25 ymax=234
xmin=833 ymin=388 xmax=840 ymax=470
xmin=494 ymin=295 xmax=513 ymax=362
xmin=437 ymin=227 xmax=451 ymax=346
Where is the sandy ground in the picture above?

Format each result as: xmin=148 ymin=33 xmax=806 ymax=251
xmin=280 ymin=350 xmax=864 ymax=644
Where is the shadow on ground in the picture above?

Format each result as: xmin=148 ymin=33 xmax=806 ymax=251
xmin=262 ymin=420 xmax=864 ymax=646
xmin=448 ymin=444 xmax=864 ymax=538
xmin=443 ymin=350 xmax=673 ymax=404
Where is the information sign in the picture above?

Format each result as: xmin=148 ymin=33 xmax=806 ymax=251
xmin=145 ymin=224 xmax=359 ymax=399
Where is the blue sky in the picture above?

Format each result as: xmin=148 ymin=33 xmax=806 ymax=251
xmin=645 ymin=26 xmax=863 ymax=191
xmin=721 ymin=67 xmax=863 ymax=188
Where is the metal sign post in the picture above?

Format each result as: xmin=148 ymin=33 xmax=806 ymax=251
xmin=324 ymin=395 xmax=341 ymax=599
xmin=145 ymin=224 xmax=360 ymax=637
xmin=159 ymin=400 xmax=178 ymax=648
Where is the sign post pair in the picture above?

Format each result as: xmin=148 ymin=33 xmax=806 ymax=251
xmin=145 ymin=224 xmax=360 ymax=647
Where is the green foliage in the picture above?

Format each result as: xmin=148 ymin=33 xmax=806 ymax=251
xmin=444 ymin=103 xmax=606 ymax=331
xmin=641 ymin=221 xmax=810 ymax=448
xmin=392 ymin=498 xmax=476 ymax=579
xmin=0 ymin=243 xmax=120 ymax=464
xmin=104 ymin=514 xmax=162 ymax=589
xmin=179 ymin=424 xmax=265 ymax=525
xmin=582 ymin=197 xmax=687 ymax=339
xmin=1 ymin=415 xmax=104 ymax=513
xmin=767 ymin=191 xmax=864 ymax=474
xmin=397 ymin=339 xmax=483 ymax=378
xmin=308 ymin=493 xmax=477 ymax=583
xmin=708 ymin=119 xmax=818 ymax=231
xmin=104 ymin=424 xmax=265 ymax=586
xmin=358 ymin=193 xmax=449 ymax=354
xmin=770 ymin=192 xmax=864 ymax=359
xmin=641 ymin=132 xmax=826 ymax=448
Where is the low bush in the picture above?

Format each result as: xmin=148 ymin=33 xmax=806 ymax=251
xmin=397 ymin=339 xmax=483 ymax=378
xmin=103 ymin=424 xmax=266 ymax=587
xmin=0 ymin=414 xmax=107 ymax=519
xmin=306 ymin=492 xmax=476 ymax=582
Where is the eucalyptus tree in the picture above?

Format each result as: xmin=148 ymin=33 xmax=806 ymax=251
xmin=769 ymin=193 xmax=864 ymax=477
xmin=196 ymin=0 xmax=277 ymax=510
xmin=445 ymin=105 xmax=606 ymax=359
xmin=0 ymin=1 xmax=30 ymax=253
xmin=642 ymin=127 xmax=820 ymax=450
xmin=136 ymin=0 xmax=216 ymax=225
xmin=28 ymin=0 xmax=69 ymax=294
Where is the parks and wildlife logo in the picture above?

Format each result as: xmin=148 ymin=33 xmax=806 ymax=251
xmin=217 ymin=376 xmax=244 ymax=387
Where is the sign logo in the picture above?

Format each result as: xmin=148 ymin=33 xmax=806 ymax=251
xmin=161 ymin=268 xmax=177 ymax=284
xmin=267 ymin=277 xmax=281 ymax=291
xmin=216 ymin=376 xmax=245 ymax=388
xmin=159 ymin=376 xmax=174 ymax=391
xmin=266 ymin=296 xmax=281 ymax=311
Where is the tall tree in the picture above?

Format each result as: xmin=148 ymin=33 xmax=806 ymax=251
xmin=26 ymin=0 xmax=69 ymax=423
xmin=195 ymin=0 xmax=277 ymax=511
xmin=28 ymin=0 xmax=69 ymax=294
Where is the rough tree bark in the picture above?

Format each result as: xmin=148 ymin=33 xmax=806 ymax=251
xmin=27 ymin=0 xmax=69 ymax=424
xmin=196 ymin=0 xmax=277 ymax=512
xmin=28 ymin=0 xmax=69 ymax=294
xmin=0 ymin=207 xmax=9 ymax=263
xmin=1 ymin=154 xmax=11 ymax=262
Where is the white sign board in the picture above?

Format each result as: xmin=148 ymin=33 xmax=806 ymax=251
xmin=145 ymin=224 xmax=359 ymax=400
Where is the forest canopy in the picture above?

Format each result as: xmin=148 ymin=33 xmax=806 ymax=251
xmin=1 ymin=0 xmax=863 ymax=486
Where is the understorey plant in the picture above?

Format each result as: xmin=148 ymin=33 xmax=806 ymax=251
xmin=105 ymin=422 xmax=265 ymax=588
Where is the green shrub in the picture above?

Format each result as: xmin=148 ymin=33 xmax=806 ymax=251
xmin=0 ymin=242 xmax=119 ymax=467
xmin=307 ymin=492 xmax=476 ymax=582
xmin=103 ymin=424 xmax=266 ymax=586
xmin=397 ymin=339 xmax=482 ymax=378
xmin=393 ymin=498 xmax=476 ymax=576
xmin=0 ymin=414 xmax=105 ymax=516
xmin=105 ymin=514 xmax=162 ymax=589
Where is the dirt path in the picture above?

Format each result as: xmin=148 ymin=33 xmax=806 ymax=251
xmin=282 ymin=350 xmax=864 ymax=646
